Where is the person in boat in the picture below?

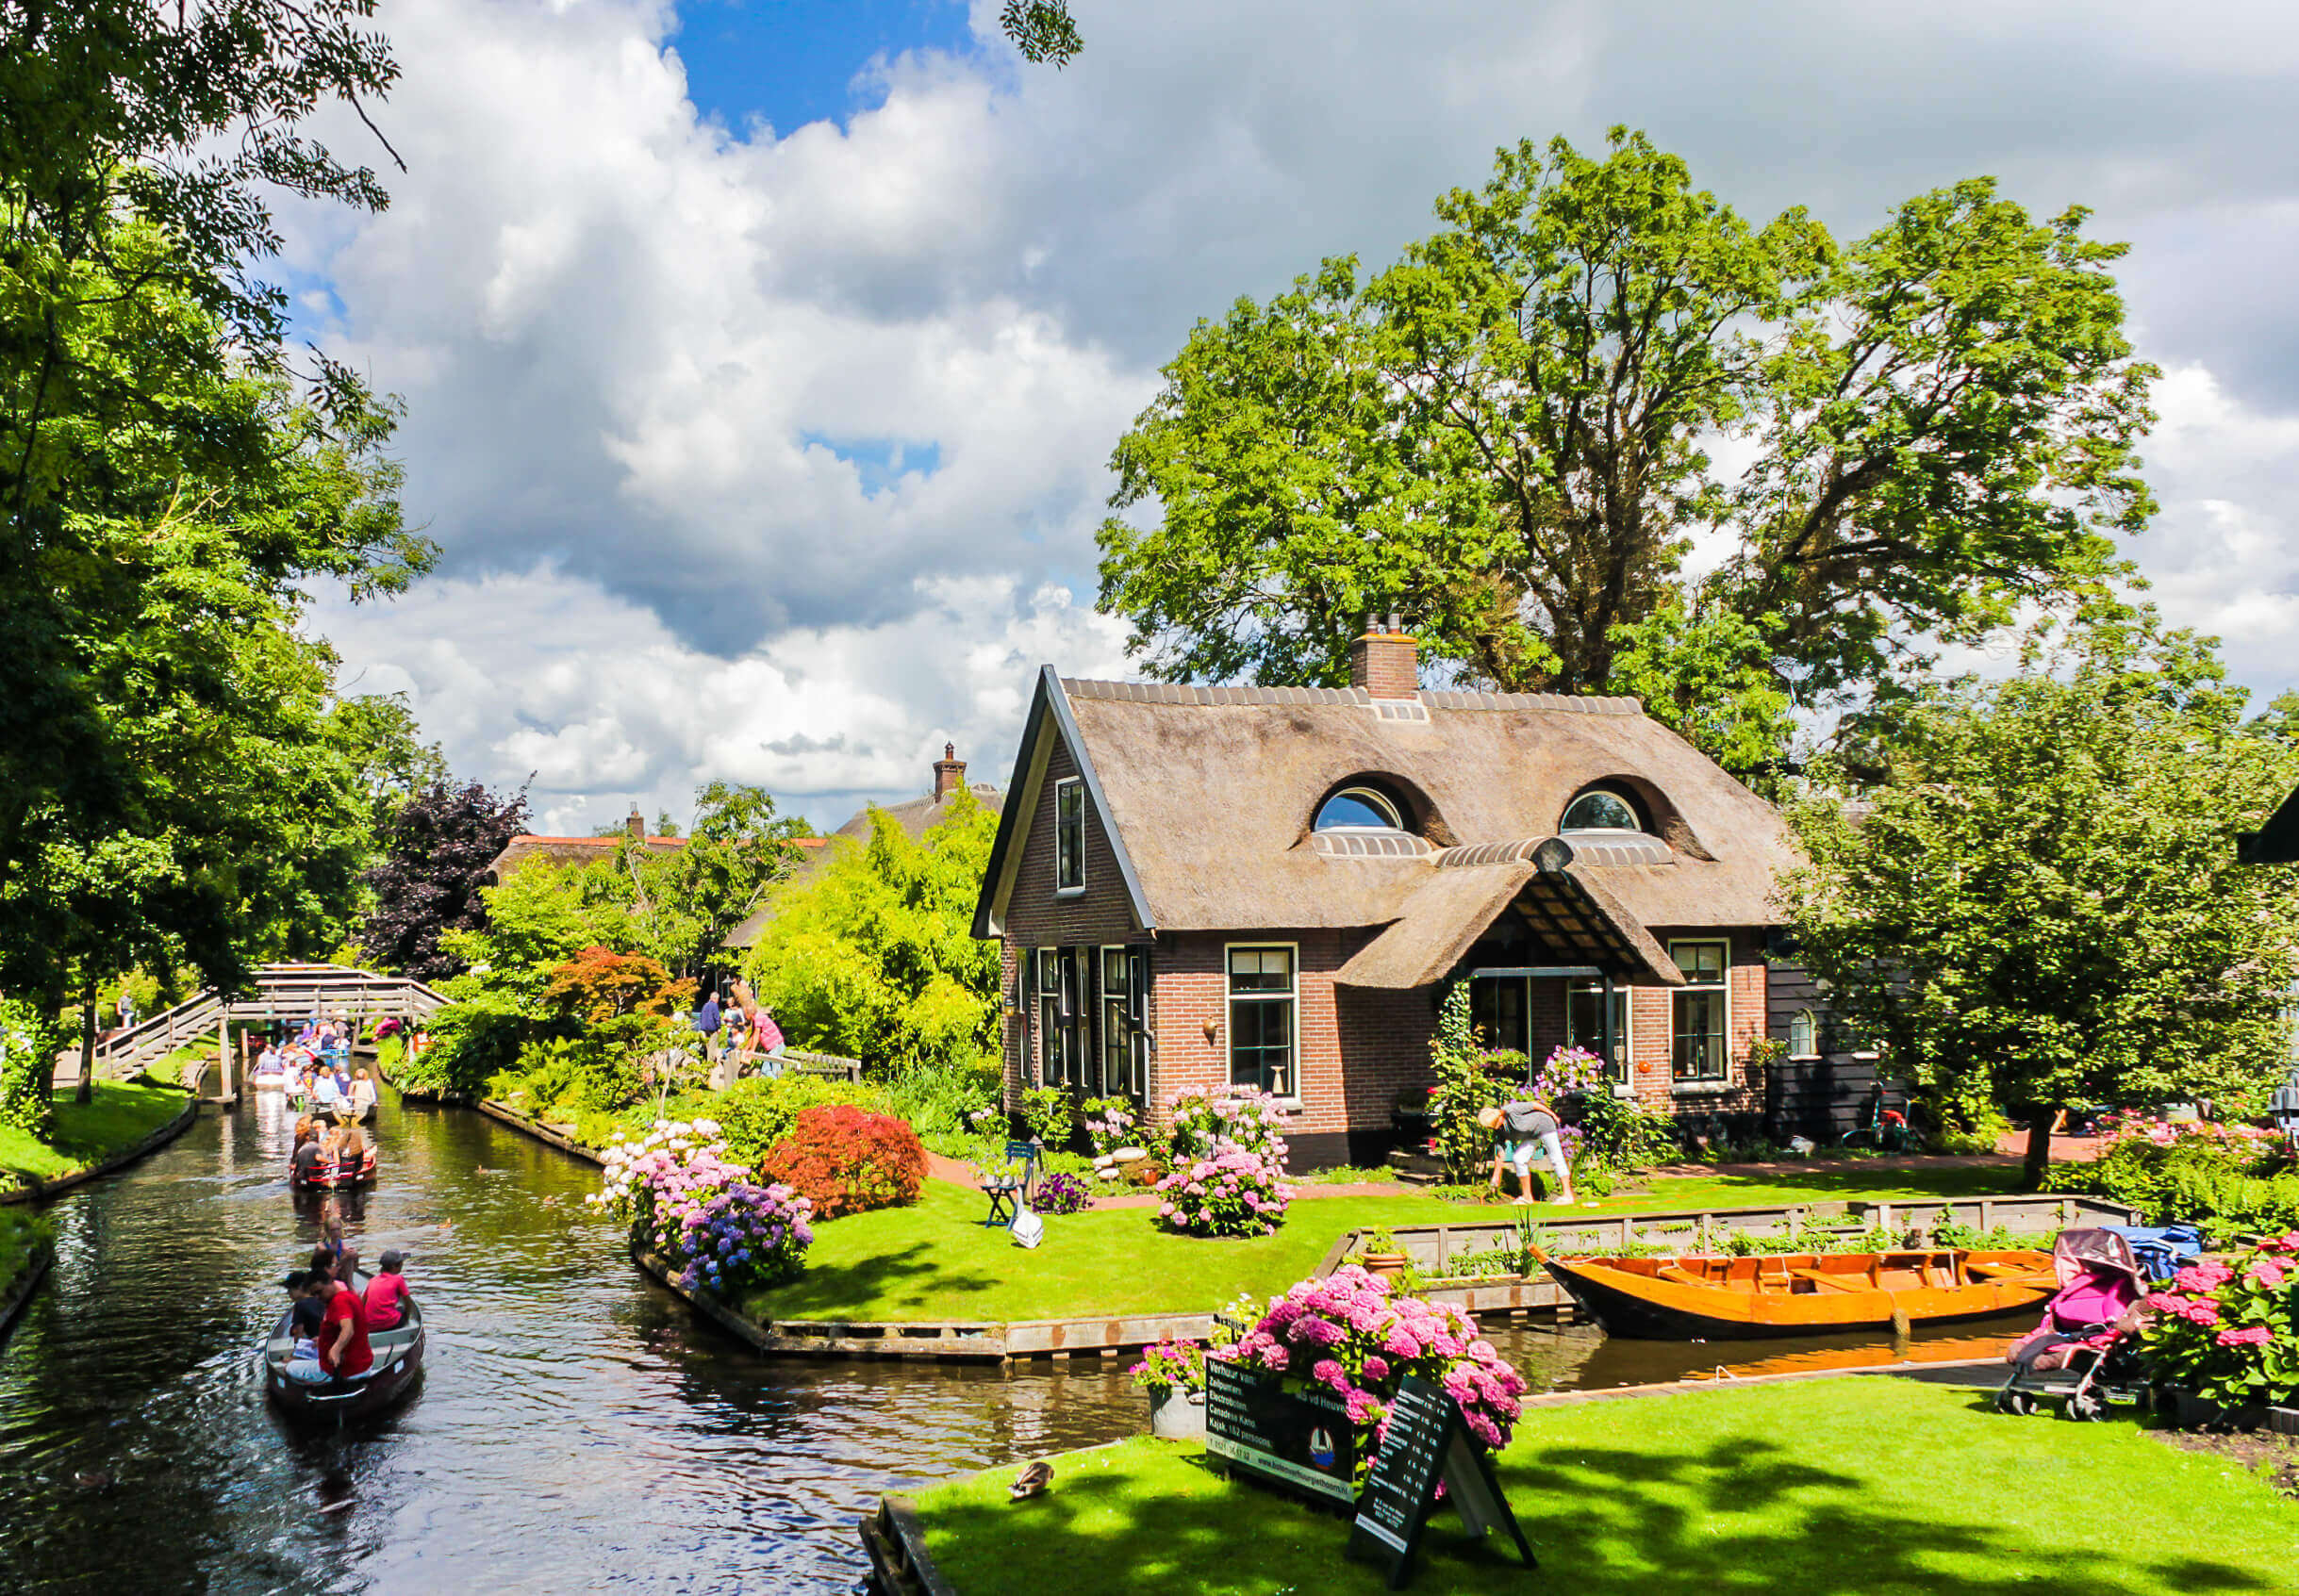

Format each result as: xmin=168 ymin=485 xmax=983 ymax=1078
xmin=349 ymin=1068 xmax=379 ymax=1118
xmin=286 ymin=1273 xmax=373 ymax=1384
xmin=2007 ymin=1233 xmax=2149 ymax=1373
xmin=363 ymin=1249 xmax=411 ymax=1331
xmin=1479 ymin=1097 xmax=1576 ymax=1206
xmin=321 ymin=1209 xmax=362 ymax=1281
xmin=280 ymin=1270 xmax=329 ymax=1374
xmin=255 ymin=1040 xmax=280 ymax=1078
xmin=291 ymin=1127 xmax=328 ymax=1187
xmin=336 ymin=1126 xmax=368 ymax=1184
xmin=311 ymin=1065 xmax=344 ymax=1115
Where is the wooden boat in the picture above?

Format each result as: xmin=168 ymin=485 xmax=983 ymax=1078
xmin=289 ymin=1149 xmax=379 ymax=1193
xmin=1528 ymin=1244 xmax=2057 ymax=1341
xmin=263 ymin=1276 xmax=424 ymax=1423
xmin=326 ymin=1096 xmax=377 ymax=1126
xmin=250 ymin=1068 xmax=289 ymax=1091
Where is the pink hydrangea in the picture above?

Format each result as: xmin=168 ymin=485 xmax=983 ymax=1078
xmin=2215 ymin=1325 xmax=2274 ymax=1349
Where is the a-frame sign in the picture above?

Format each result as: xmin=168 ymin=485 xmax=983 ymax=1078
xmin=1345 ymin=1374 xmax=1536 ymax=1588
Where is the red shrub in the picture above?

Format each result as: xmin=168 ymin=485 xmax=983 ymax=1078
xmin=757 ymin=1104 xmax=925 ymax=1220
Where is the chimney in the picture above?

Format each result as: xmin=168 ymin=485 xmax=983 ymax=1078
xmin=1348 ymin=612 xmax=1419 ymax=699
xmin=934 ymin=743 xmax=967 ymax=802
xmin=625 ymin=803 xmax=645 ymax=840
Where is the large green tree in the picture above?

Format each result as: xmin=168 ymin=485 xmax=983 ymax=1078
xmin=745 ymin=792 xmax=1001 ymax=1078
xmin=1098 ymin=130 xmax=2156 ymax=774
xmin=1782 ymin=615 xmax=2299 ymax=1189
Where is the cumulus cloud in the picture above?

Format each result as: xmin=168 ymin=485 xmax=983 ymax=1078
xmin=282 ymin=0 xmax=2299 ymax=818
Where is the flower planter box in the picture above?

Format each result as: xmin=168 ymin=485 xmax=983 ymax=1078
xmin=2169 ymin=1388 xmax=2274 ymax=1433
xmin=1150 ymin=1388 xmax=1207 ymax=1441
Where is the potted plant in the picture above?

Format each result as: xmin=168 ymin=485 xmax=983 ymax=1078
xmin=1358 ymin=1227 xmax=1411 ymax=1281
xmin=2141 ymin=1229 xmax=2299 ymax=1430
xmin=1131 ymin=1338 xmax=1207 ymax=1440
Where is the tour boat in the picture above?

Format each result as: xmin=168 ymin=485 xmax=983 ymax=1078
xmin=250 ymin=1067 xmax=289 ymax=1091
xmin=1527 ymin=1243 xmax=2058 ymax=1341
xmin=262 ymin=1276 xmax=425 ymax=1423
xmin=289 ymin=1149 xmax=379 ymax=1193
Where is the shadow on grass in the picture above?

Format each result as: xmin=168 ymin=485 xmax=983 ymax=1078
xmin=749 ymin=1241 xmax=1002 ymax=1322
xmin=926 ymin=1433 xmax=2273 ymax=1596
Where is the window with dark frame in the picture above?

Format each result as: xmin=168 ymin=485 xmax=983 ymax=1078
xmin=1054 ymin=777 xmax=1085 ymax=892
xmin=1227 ymin=946 xmax=1295 ymax=1098
xmin=1100 ymin=946 xmax=1151 ymax=1102
xmin=1469 ymin=976 xmax=1528 ymax=1054
xmin=1671 ymin=940 xmax=1729 ymax=1082
xmin=1566 ymin=979 xmax=1629 ymax=1083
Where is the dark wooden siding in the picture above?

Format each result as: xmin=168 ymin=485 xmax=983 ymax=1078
xmin=1763 ymin=958 xmax=1891 ymax=1140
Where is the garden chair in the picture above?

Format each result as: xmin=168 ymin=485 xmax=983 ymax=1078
xmin=980 ymin=1139 xmax=1040 ymax=1228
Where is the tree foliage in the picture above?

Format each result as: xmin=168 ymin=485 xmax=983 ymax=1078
xmin=358 ymin=779 xmax=530 ymax=983
xmin=1782 ymin=615 xmax=2299 ymax=1188
xmin=744 ymin=792 xmax=1001 ymax=1077
xmin=999 ymin=1 xmax=1082 ymax=67
xmin=1098 ymin=129 xmax=2156 ymax=776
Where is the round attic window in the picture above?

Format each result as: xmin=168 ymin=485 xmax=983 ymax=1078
xmin=1560 ymin=789 xmax=1642 ymax=833
xmin=1314 ymin=786 xmax=1405 ymax=832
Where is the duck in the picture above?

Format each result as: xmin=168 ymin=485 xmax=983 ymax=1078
xmin=1009 ymin=1459 xmax=1054 ymax=1501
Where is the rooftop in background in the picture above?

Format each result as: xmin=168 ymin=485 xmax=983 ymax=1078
xmin=482 ymin=805 xmax=831 ymax=884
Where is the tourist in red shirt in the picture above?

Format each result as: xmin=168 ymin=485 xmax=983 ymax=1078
xmin=318 ymin=1275 xmax=372 ymax=1378
xmin=363 ymin=1249 xmax=411 ymax=1331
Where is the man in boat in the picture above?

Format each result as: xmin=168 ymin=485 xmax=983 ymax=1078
xmin=290 ymin=1127 xmax=328 ymax=1187
xmin=349 ymin=1068 xmax=379 ymax=1119
xmin=289 ymin=1273 xmax=373 ymax=1383
xmin=255 ymin=1040 xmax=281 ymax=1078
xmin=363 ymin=1250 xmax=411 ymax=1331
xmin=1479 ymin=1097 xmax=1577 ymax=1206
xmin=312 ymin=1065 xmax=343 ymax=1116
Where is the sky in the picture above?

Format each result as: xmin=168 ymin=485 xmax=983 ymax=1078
xmin=289 ymin=0 xmax=2299 ymax=834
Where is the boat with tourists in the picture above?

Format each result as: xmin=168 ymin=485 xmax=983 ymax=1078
xmin=1528 ymin=1243 xmax=2058 ymax=1340
xmin=261 ymin=1275 xmax=425 ymax=1423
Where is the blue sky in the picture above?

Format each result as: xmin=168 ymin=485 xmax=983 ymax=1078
xmin=671 ymin=0 xmax=972 ymax=133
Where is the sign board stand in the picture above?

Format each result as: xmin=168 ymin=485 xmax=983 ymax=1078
xmin=1203 ymin=1357 xmax=1360 ymax=1515
xmin=1346 ymin=1374 xmax=1536 ymax=1589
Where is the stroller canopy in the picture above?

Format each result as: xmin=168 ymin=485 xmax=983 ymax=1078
xmin=2051 ymin=1228 xmax=2142 ymax=1290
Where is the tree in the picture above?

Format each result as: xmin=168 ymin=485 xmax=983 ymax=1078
xmin=325 ymin=692 xmax=450 ymax=832
xmin=1781 ymin=616 xmax=2299 ymax=1189
xmin=1098 ymin=129 xmax=2155 ymax=776
xmin=999 ymin=1 xmax=1083 ymax=66
xmin=745 ymin=792 xmax=1001 ymax=1077
xmin=614 ymin=782 xmax=813 ymax=979
xmin=359 ymin=781 xmax=530 ymax=983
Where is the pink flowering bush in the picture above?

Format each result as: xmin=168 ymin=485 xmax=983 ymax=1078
xmin=2045 ymin=1111 xmax=2299 ymax=1242
xmin=590 ymin=1118 xmax=816 ymax=1294
xmin=1157 ymin=1149 xmax=1293 ymax=1237
xmin=1218 ymin=1265 xmax=1530 ymax=1473
xmin=1166 ymin=1085 xmax=1287 ymax=1164
xmin=2141 ymin=1229 xmax=2299 ymax=1413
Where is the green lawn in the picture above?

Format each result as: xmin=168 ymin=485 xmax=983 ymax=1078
xmin=0 ymin=1080 xmax=190 ymax=1193
xmin=740 ymin=1163 xmax=2020 ymax=1325
xmin=910 ymin=1378 xmax=2295 ymax=1596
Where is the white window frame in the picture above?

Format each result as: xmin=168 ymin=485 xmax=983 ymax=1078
xmin=1053 ymin=777 xmax=1085 ymax=896
xmin=1565 ymin=978 xmax=1633 ymax=1083
xmin=1787 ymin=1008 xmax=1819 ymax=1061
xmin=1313 ymin=785 xmax=1404 ymax=833
xmin=1223 ymin=940 xmax=1299 ymax=1105
xmin=1668 ymin=938 xmax=1731 ymax=1085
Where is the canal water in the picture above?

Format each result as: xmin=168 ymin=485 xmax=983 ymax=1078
xmin=0 ymin=1092 xmax=2023 ymax=1593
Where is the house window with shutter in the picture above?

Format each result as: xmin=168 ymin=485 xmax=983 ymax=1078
xmin=1054 ymin=778 xmax=1085 ymax=894
xmin=1100 ymin=946 xmax=1151 ymax=1103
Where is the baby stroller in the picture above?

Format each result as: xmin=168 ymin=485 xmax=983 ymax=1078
xmin=1993 ymin=1228 xmax=2150 ymax=1423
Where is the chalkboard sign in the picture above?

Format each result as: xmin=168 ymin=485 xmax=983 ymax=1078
xmin=1346 ymin=1374 xmax=1535 ymax=1589
xmin=1203 ymin=1357 xmax=1359 ymax=1511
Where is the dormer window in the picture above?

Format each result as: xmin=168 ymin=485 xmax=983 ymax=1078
xmin=1314 ymin=786 xmax=1405 ymax=833
xmin=1561 ymin=788 xmax=1643 ymax=834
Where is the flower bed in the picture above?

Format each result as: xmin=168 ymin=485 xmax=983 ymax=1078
xmin=2143 ymin=1229 xmax=2299 ymax=1422
xmin=1219 ymin=1264 xmax=1529 ymax=1463
xmin=757 ymin=1103 xmax=926 ymax=1220
xmin=2045 ymin=1113 xmax=2299 ymax=1242
xmin=591 ymin=1118 xmax=816 ymax=1295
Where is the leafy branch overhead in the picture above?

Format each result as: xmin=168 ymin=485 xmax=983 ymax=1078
xmin=1097 ymin=128 xmax=2157 ymax=775
xmin=1001 ymin=1 xmax=1083 ymax=67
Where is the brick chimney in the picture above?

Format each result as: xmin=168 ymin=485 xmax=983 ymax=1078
xmin=934 ymin=743 xmax=967 ymax=802
xmin=625 ymin=803 xmax=645 ymax=840
xmin=1348 ymin=614 xmax=1419 ymax=699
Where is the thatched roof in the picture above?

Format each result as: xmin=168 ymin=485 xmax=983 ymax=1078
xmin=976 ymin=667 xmax=1799 ymax=984
xmin=482 ymin=833 xmax=687 ymax=884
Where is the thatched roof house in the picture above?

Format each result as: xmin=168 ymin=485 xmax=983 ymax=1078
xmin=974 ymin=628 xmax=1838 ymax=1168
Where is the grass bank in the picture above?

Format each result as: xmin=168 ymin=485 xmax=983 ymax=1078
xmin=0 ymin=1080 xmax=191 ymax=1196
xmin=0 ymin=1208 xmax=50 ymax=1300
xmin=909 ymin=1379 xmax=2294 ymax=1596
xmin=740 ymin=1164 xmax=2020 ymax=1325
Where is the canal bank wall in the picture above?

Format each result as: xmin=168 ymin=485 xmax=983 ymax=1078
xmin=0 ymin=1238 xmax=54 ymax=1347
xmin=0 ymin=1094 xmax=198 ymax=1208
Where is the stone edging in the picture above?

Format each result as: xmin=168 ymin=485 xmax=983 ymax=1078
xmin=0 ymin=1094 xmax=198 ymax=1207
xmin=0 ymin=1238 xmax=56 ymax=1346
xmin=475 ymin=1099 xmax=604 ymax=1165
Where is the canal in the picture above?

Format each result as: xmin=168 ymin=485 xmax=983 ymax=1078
xmin=0 ymin=1090 xmax=2023 ymax=1592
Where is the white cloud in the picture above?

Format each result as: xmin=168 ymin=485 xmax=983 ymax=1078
xmin=279 ymin=0 xmax=2299 ymax=818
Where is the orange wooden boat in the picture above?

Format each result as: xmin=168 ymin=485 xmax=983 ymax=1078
xmin=1528 ymin=1244 xmax=2057 ymax=1341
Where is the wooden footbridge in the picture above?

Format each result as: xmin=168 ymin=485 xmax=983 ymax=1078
xmin=57 ymin=963 xmax=450 ymax=1101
